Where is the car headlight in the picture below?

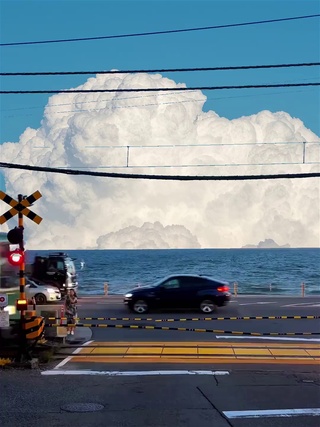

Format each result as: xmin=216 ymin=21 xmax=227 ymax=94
xmin=46 ymin=288 xmax=55 ymax=293
xmin=125 ymin=293 xmax=133 ymax=298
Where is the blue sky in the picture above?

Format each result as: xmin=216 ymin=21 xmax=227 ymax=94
xmin=0 ymin=0 xmax=320 ymax=247
xmin=0 ymin=0 xmax=319 ymax=191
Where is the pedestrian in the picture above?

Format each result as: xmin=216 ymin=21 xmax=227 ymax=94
xmin=65 ymin=289 xmax=78 ymax=335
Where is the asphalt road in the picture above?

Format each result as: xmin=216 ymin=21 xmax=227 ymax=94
xmin=1 ymin=295 xmax=319 ymax=427
xmin=75 ymin=294 xmax=320 ymax=340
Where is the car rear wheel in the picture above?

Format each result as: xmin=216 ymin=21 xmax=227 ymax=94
xmin=200 ymin=299 xmax=216 ymax=313
xmin=34 ymin=293 xmax=47 ymax=305
xmin=132 ymin=299 xmax=149 ymax=314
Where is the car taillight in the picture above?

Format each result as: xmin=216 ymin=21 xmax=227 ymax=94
xmin=217 ymin=286 xmax=229 ymax=292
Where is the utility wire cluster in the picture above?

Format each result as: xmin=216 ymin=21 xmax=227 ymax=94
xmin=1 ymin=14 xmax=319 ymax=180
xmin=1 ymin=62 xmax=318 ymax=95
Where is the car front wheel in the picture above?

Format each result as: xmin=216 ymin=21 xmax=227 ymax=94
xmin=132 ymin=299 xmax=149 ymax=314
xmin=34 ymin=293 xmax=47 ymax=305
xmin=200 ymin=299 xmax=216 ymax=313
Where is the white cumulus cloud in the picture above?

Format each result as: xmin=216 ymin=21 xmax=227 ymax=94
xmin=0 ymin=72 xmax=319 ymax=249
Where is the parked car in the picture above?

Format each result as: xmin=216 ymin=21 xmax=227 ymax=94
xmin=124 ymin=274 xmax=231 ymax=314
xmin=26 ymin=278 xmax=61 ymax=305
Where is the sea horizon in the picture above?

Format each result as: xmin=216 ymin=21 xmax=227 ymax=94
xmin=26 ymin=247 xmax=320 ymax=296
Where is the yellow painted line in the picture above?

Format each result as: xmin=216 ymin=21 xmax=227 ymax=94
xmin=89 ymin=341 xmax=320 ymax=348
xmin=270 ymin=349 xmax=309 ymax=356
xmin=162 ymin=347 xmax=197 ymax=355
xmin=69 ymin=343 xmax=319 ymax=360
xmin=91 ymin=347 xmax=128 ymax=355
xmin=62 ymin=341 xmax=320 ymax=367
xmin=198 ymin=348 xmax=234 ymax=355
xmin=78 ymin=348 xmax=94 ymax=354
xmin=233 ymin=348 xmax=272 ymax=356
xmin=306 ymin=349 xmax=320 ymax=357
xmin=70 ymin=356 xmax=320 ymax=365
xmin=126 ymin=347 xmax=163 ymax=355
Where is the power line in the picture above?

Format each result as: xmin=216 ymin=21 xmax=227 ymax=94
xmin=1 ymin=87 xmax=315 ymax=117
xmin=0 ymin=162 xmax=319 ymax=181
xmin=1 ymin=62 xmax=319 ymax=76
xmin=1 ymin=14 xmax=319 ymax=47
xmin=1 ymin=82 xmax=319 ymax=94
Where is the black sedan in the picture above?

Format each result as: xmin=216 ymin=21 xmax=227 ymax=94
xmin=124 ymin=274 xmax=231 ymax=314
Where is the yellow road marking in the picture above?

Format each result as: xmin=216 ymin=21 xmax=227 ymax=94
xmin=233 ymin=348 xmax=272 ymax=356
xmin=89 ymin=341 xmax=320 ymax=348
xmin=198 ymin=348 xmax=234 ymax=355
xmin=61 ymin=341 xmax=320 ymax=366
xmin=306 ymin=349 xmax=320 ymax=356
xmin=269 ymin=349 xmax=310 ymax=356
xmin=127 ymin=347 xmax=163 ymax=355
xmin=91 ymin=347 xmax=129 ymax=355
xmin=70 ymin=356 xmax=320 ymax=365
xmin=162 ymin=347 xmax=197 ymax=355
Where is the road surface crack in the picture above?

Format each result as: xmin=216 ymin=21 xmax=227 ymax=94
xmin=196 ymin=386 xmax=234 ymax=427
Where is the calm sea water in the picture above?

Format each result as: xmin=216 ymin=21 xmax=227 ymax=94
xmin=26 ymin=248 xmax=320 ymax=296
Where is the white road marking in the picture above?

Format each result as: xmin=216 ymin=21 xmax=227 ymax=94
xmin=42 ymin=369 xmax=230 ymax=376
xmin=53 ymin=356 xmax=73 ymax=370
xmin=224 ymin=408 xmax=320 ymax=418
xmin=281 ymin=303 xmax=320 ymax=307
xmin=238 ymin=302 xmax=276 ymax=306
xmin=53 ymin=340 xmax=94 ymax=369
xmin=215 ymin=335 xmax=320 ymax=342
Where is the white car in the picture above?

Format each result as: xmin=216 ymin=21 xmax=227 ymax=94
xmin=26 ymin=278 xmax=61 ymax=304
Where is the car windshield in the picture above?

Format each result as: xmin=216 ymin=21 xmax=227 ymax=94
xmin=65 ymin=258 xmax=76 ymax=275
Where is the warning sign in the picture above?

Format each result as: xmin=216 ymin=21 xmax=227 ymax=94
xmin=0 ymin=310 xmax=9 ymax=328
xmin=0 ymin=294 xmax=8 ymax=308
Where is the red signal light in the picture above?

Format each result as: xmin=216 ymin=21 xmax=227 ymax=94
xmin=8 ymin=249 xmax=24 ymax=266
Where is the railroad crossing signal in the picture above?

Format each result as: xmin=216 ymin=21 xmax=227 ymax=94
xmin=0 ymin=190 xmax=42 ymax=225
xmin=0 ymin=190 xmax=44 ymax=361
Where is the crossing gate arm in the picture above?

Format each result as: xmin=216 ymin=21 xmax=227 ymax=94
xmin=44 ymin=322 xmax=320 ymax=336
xmin=47 ymin=315 xmax=320 ymax=322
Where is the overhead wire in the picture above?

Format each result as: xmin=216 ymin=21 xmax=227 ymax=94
xmin=1 ymin=62 xmax=318 ymax=118
xmin=1 ymin=17 xmax=318 ymax=181
xmin=0 ymin=162 xmax=319 ymax=181
xmin=1 ymin=62 xmax=319 ymax=76
xmin=1 ymin=14 xmax=319 ymax=46
xmin=1 ymin=82 xmax=320 ymax=94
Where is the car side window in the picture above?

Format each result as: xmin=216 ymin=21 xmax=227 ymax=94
xmin=162 ymin=279 xmax=180 ymax=289
xmin=180 ymin=277 xmax=197 ymax=288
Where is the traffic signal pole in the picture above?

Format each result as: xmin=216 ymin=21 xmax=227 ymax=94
xmin=17 ymin=194 xmax=27 ymax=361
xmin=18 ymin=194 xmax=26 ymax=314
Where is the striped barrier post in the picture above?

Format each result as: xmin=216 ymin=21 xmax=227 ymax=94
xmin=104 ymin=283 xmax=108 ymax=296
xmin=60 ymin=305 xmax=64 ymax=326
xmin=233 ymin=282 xmax=238 ymax=296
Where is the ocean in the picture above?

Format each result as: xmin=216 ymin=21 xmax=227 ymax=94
xmin=26 ymin=248 xmax=320 ymax=296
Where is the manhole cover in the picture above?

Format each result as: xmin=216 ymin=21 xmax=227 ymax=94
xmin=61 ymin=403 xmax=104 ymax=413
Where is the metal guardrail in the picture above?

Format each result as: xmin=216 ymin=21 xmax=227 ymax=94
xmin=232 ymin=281 xmax=310 ymax=296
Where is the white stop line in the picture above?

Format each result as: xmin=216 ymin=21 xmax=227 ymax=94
xmin=223 ymin=408 xmax=320 ymax=419
xmin=42 ymin=370 xmax=230 ymax=376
